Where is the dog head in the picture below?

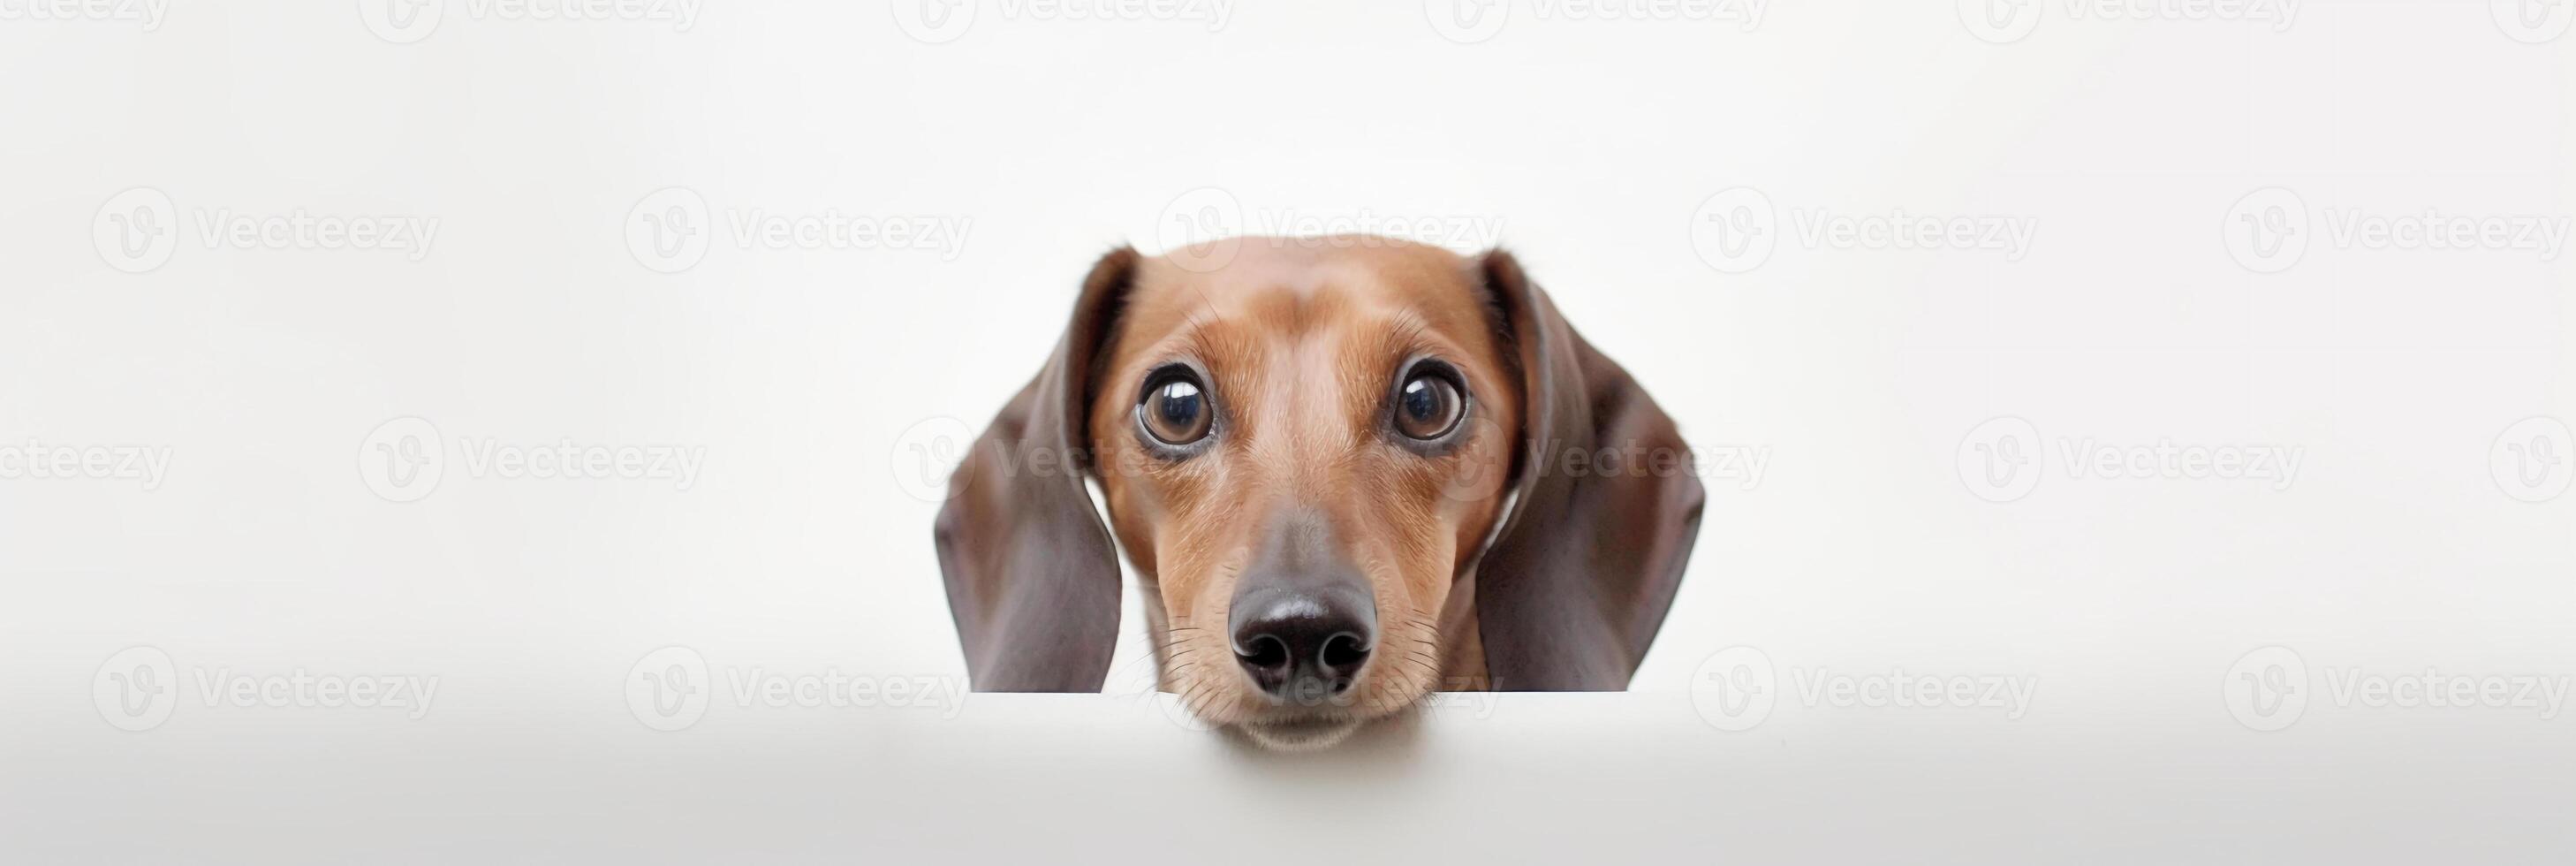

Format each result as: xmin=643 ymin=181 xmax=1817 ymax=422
xmin=934 ymin=237 xmax=1702 ymax=749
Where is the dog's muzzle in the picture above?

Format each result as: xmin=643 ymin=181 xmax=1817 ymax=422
xmin=1224 ymin=513 xmax=1377 ymax=704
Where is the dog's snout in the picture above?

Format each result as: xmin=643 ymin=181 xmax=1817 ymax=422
xmin=1225 ymin=510 xmax=1379 ymax=703
xmin=1229 ymin=584 xmax=1375 ymax=703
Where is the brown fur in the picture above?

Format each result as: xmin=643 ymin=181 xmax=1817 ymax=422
xmin=1087 ymin=238 xmax=1518 ymax=734
xmin=934 ymin=234 xmax=1704 ymax=748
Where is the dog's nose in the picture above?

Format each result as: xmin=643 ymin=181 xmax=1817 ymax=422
xmin=1229 ymin=585 xmax=1375 ymax=703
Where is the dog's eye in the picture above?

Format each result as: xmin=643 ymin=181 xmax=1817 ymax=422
xmin=1395 ymin=369 xmax=1465 ymax=440
xmin=1138 ymin=373 xmax=1213 ymax=446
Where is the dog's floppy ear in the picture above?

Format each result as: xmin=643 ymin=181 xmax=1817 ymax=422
xmin=1471 ymin=250 xmax=1706 ymax=690
xmin=932 ymin=248 xmax=1137 ymax=692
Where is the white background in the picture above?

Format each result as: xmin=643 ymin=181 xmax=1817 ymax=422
xmin=4 ymin=0 xmax=2573 ymax=862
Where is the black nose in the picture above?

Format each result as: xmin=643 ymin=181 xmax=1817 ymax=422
xmin=1229 ymin=585 xmax=1375 ymax=704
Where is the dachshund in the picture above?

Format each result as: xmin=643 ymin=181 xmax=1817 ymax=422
xmin=934 ymin=236 xmax=1703 ymax=749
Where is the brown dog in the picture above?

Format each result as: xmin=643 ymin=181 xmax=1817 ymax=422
xmin=935 ymin=236 xmax=1703 ymax=749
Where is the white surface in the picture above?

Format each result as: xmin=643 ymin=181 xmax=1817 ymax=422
xmin=13 ymin=691 xmax=2576 ymax=863
xmin=2 ymin=1 xmax=2572 ymax=862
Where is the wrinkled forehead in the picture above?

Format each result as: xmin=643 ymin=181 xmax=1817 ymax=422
xmin=1110 ymin=241 xmax=1498 ymax=372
